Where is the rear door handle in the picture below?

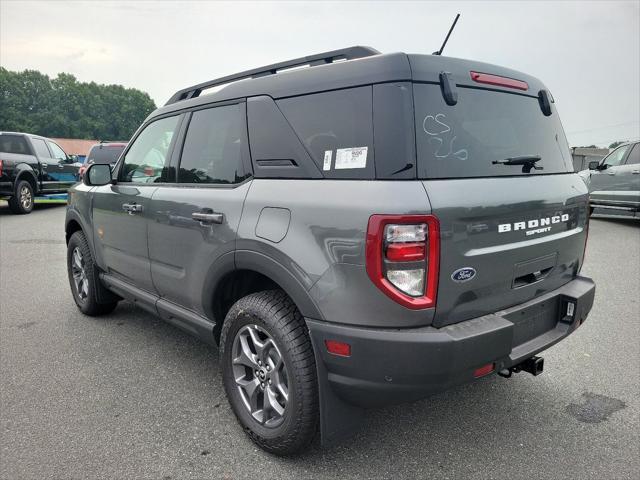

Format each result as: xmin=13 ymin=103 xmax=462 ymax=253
xmin=632 ymin=170 xmax=640 ymax=174
xmin=122 ymin=203 xmax=143 ymax=215
xmin=192 ymin=211 xmax=224 ymax=225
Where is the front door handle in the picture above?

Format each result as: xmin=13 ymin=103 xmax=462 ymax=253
xmin=632 ymin=170 xmax=640 ymax=174
xmin=607 ymin=170 xmax=616 ymax=175
xmin=192 ymin=211 xmax=224 ymax=225
xmin=122 ymin=203 xmax=143 ymax=215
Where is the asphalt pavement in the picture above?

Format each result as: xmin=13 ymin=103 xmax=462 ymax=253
xmin=0 ymin=203 xmax=638 ymax=480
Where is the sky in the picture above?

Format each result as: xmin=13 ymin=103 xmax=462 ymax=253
xmin=1 ymin=0 xmax=639 ymax=147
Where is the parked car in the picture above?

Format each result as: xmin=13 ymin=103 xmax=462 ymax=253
xmin=66 ymin=46 xmax=595 ymax=455
xmin=580 ymin=141 xmax=640 ymax=215
xmin=0 ymin=131 xmax=80 ymax=214
xmin=78 ymin=142 xmax=127 ymax=178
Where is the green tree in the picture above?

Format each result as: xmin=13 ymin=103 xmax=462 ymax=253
xmin=0 ymin=67 xmax=156 ymax=140
xmin=609 ymin=140 xmax=627 ymax=149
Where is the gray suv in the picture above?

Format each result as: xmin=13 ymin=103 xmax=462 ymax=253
xmin=65 ymin=47 xmax=595 ymax=455
xmin=583 ymin=141 xmax=640 ymax=215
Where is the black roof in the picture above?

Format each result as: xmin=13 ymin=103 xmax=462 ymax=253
xmin=149 ymin=47 xmax=548 ymax=121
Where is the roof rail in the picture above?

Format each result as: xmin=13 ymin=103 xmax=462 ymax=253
xmin=164 ymin=46 xmax=380 ymax=105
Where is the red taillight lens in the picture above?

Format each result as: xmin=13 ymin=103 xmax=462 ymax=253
xmin=366 ymin=214 xmax=440 ymax=309
xmin=0 ymin=159 xmax=3 ymax=177
xmin=386 ymin=242 xmax=426 ymax=262
xmin=473 ymin=363 xmax=495 ymax=378
xmin=325 ymin=340 xmax=351 ymax=357
xmin=470 ymin=71 xmax=529 ymax=91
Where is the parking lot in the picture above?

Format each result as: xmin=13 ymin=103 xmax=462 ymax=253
xmin=0 ymin=203 xmax=638 ymax=480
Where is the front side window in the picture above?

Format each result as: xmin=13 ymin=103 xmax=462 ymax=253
xmin=31 ymin=138 xmax=51 ymax=158
xmin=602 ymin=144 xmax=630 ymax=168
xmin=119 ymin=115 xmax=180 ymax=183
xmin=178 ymin=104 xmax=248 ymax=184
xmin=47 ymin=141 xmax=67 ymax=161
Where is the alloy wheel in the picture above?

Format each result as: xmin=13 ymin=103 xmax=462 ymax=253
xmin=231 ymin=324 xmax=289 ymax=428
xmin=71 ymin=247 xmax=89 ymax=301
xmin=20 ymin=185 xmax=32 ymax=210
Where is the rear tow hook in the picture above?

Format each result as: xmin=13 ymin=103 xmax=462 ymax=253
xmin=498 ymin=356 xmax=544 ymax=378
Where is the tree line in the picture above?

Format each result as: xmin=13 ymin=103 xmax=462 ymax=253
xmin=0 ymin=68 xmax=156 ymax=140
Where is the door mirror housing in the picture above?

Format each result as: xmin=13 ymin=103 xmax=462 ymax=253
xmin=84 ymin=163 xmax=112 ymax=186
xmin=588 ymin=161 xmax=600 ymax=170
xmin=68 ymin=154 xmax=79 ymax=163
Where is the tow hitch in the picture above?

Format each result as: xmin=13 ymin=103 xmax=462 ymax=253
xmin=498 ymin=356 xmax=544 ymax=378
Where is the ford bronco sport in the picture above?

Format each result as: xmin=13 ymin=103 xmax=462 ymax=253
xmin=65 ymin=46 xmax=595 ymax=455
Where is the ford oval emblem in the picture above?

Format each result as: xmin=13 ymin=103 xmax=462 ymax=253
xmin=451 ymin=267 xmax=476 ymax=283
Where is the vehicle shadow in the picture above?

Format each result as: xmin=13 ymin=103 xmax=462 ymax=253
xmin=0 ymin=201 xmax=66 ymax=216
xmin=96 ymin=300 xmax=568 ymax=477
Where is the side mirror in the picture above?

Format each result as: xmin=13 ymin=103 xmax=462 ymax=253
xmin=68 ymin=154 xmax=79 ymax=163
xmin=588 ymin=161 xmax=600 ymax=170
xmin=84 ymin=163 xmax=112 ymax=186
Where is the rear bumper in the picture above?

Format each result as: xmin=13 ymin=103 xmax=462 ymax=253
xmin=307 ymin=275 xmax=595 ymax=408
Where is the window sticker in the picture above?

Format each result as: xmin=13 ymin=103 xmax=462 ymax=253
xmin=323 ymin=150 xmax=333 ymax=171
xmin=334 ymin=147 xmax=367 ymax=169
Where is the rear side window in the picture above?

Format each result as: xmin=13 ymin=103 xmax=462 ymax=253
xmin=87 ymin=145 xmax=126 ymax=165
xmin=178 ymin=104 xmax=248 ymax=184
xmin=626 ymin=144 xmax=639 ymax=165
xmin=31 ymin=138 xmax=51 ymax=158
xmin=414 ymin=84 xmax=573 ymax=178
xmin=0 ymin=135 xmax=32 ymax=155
xmin=277 ymin=86 xmax=374 ymax=179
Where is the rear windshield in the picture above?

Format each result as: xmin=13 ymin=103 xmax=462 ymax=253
xmin=0 ymin=134 xmax=32 ymax=155
xmin=414 ymin=84 xmax=573 ymax=179
xmin=87 ymin=144 xmax=126 ymax=164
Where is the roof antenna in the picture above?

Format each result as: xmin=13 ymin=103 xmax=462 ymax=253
xmin=433 ymin=13 xmax=460 ymax=55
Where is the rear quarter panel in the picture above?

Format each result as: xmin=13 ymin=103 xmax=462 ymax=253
xmin=237 ymin=179 xmax=436 ymax=327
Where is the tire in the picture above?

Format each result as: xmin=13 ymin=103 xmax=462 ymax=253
xmin=220 ymin=290 xmax=318 ymax=455
xmin=67 ymin=231 xmax=119 ymax=316
xmin=8 ymin=180 xmax=34 ymax=214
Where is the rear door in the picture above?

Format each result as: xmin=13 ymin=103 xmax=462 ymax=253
xmin=91 ymin=114 xmax=182 ymax=292
xmin=412 ymin=81 xmax=588 ymax=328
xmin=620 ymin=143 xmax=640 ymax=209
xmin=148 ymin=102 xmax=252 ymax=315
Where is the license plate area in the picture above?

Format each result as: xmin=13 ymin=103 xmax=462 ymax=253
xmin=505 ymin=296 xmax=561 ymax=346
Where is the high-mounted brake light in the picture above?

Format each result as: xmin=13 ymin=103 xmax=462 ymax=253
xmin=366 ymin=215 xmax=440 ymax=309
xmin=470 ymin=71 xmax=529 ymax=91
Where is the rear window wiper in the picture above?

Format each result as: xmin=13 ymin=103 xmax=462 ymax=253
xmin=492 ymin=155 xmax=543 ymax=173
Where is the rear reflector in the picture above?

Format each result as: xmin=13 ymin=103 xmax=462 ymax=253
xmin=386 ymin=242 xmax=426 ymax=262
xmin=470 ymin=71 xmax=529 ymax=91
xmin=325 ymin=340 xmax=351 ymax=357
xmin=473 ymin=363 xmax=495 ymax=378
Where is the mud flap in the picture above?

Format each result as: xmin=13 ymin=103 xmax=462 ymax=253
xmin=309 ymin=329 xmax=365 ymax=447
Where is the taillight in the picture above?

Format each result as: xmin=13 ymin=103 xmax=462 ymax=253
xmin=0 ymin=159 xmax=3 ymax=177
xmin=470 ymin=71 xmax=529 ymax=91
xmin=366 ymin=215 xmax=440 ymax=309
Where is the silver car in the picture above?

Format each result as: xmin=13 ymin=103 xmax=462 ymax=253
xmin=583 ymin=141 xmax=640 ymax=215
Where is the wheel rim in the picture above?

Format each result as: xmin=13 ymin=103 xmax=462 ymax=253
xmin=231 ymin=324 xmax=289 ymax=428
xmin=20 ymin=185 xmax=32 ymax=209
xmin=71 ymin=247 xmax=89 ymax=301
